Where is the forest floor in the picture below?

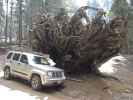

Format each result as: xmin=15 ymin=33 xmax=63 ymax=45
xmin=0 ymin=48 xmax=133 ymax=100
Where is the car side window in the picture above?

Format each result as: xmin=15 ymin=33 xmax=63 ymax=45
xmin=13 ymin=53 xmax=20 ymax=61
xmin=20 ymin=55 xmax=28 ymax=64
xmin=7 ymin=53 xmax=13 ymax=59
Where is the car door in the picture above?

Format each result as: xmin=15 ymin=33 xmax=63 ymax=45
xmin=19 ymin=54 xmax=31 ymax=79
xmin=6 ymin=52 xmax=13 ymax=67
xmin=12 ymin=53 xmax=21 ymax=76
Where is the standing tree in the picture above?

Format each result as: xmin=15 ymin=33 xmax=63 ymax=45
xmin=23 ymin=0 xmax=44 ymax=31
xmin=130 ymin=0 xmax=133 ymax=6
xmin=0 ymin=0 xmax=4 ymax=37
xmin=9 ymin=0 xmax=14 ymax=43
xmin=22 ymin=0 xmax=45 ymax=46
xmin=111 ymin=0 xmax=129 ymax=17
xmin=15 ymin=0 xmax=28 ymax=44
xmin=111 ymin=0 xmax=128 ymax=53
xmin=45 ymin=0 xmax=65 ymax=15
xmin=127 ymin=1 xmax=133 ymax=53
xmin=18 ymin=0 xmax=23 ymax=45
xmin=4 ymin=0 xmax=9 ymax=43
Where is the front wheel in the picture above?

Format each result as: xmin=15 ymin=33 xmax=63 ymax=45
xmin=31 ymin=75 xmax=42 ymax=91
xmin=4 ymin=67 xmax=11 ymax=80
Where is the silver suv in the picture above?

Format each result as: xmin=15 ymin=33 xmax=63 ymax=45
xmin=3 ymin=51 xmax=66 ymax=90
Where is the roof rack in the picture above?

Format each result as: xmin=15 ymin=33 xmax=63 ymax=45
xmin=9 ymin=45 xmax=50 ymax=58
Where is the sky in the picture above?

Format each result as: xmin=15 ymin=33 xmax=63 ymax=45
xmin=75 ymin=0 xmax=112 ymax=11
xmin=73 ymin=0 xmax=131 ymax=11
xmin=3 ymin=0 xmax=17 ymax=12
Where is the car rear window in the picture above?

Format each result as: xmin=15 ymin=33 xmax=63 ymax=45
xmin=7 ymin=52 xmax=13 ymax=59
xmin=13 ymin=53 xmax=20 ymax=61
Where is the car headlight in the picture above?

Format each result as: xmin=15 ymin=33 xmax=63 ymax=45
xmin=47 ymin=72 xmax=53 ymax=78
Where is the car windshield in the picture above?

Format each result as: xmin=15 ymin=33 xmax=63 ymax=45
xmin=33 ymin=56 xmax=50 ymax=65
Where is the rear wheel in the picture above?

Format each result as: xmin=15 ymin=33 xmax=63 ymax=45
xmin=4 ymin=67 xmax=11 ymax=80
xmin=31 ymin=75 xmax=42 ymax=91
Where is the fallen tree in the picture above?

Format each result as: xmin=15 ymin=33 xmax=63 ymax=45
xmin=31 ymin=6 xmax=127 ymax=74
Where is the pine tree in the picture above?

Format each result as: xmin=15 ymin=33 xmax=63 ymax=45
xmin=9 ymin=0 xmax=14 ymax=43
xmin=111 ymin=0 xmax=129 ymax=53
xmin=111 ymin=0 xmax=129 ymax=17
xmin=45 ymin=0 xmax=64 ymax=15
xmin=127 ymin=2 xmax=133 ymax=53
xmin=111 ymin=0 xmax=133 ymax=53
xmin=24 ymin=0 xmax=44 ymax=29
xmin=0 ymin=0 xmax=4 ymax=36
xmin=4 ymin=0 xmax=9 ymax=43
xmin=131 ymin=0 xmax=133 ymax=6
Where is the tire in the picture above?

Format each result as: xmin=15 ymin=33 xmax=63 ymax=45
xmin=31 ymin=75 xmax=42 ymax=91
xmin=4 ymin=67 xmax=11 ymax=80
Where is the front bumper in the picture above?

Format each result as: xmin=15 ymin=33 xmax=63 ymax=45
xmin=42 ymin=77 xmax=66 ymax=86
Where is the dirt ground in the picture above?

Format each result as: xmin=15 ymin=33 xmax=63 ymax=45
xmin=1 ymin=71 xmax=133 ymax=100
xmin=0 ymin=49 xmax=133 ymax=100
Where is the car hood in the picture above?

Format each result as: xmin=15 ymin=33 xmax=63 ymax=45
xmin=31 ymin=64 xmax=63 ymax=72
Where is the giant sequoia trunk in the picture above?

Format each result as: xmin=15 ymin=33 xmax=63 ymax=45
xmin=31 ymin=7 xmax=127 ymax=74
